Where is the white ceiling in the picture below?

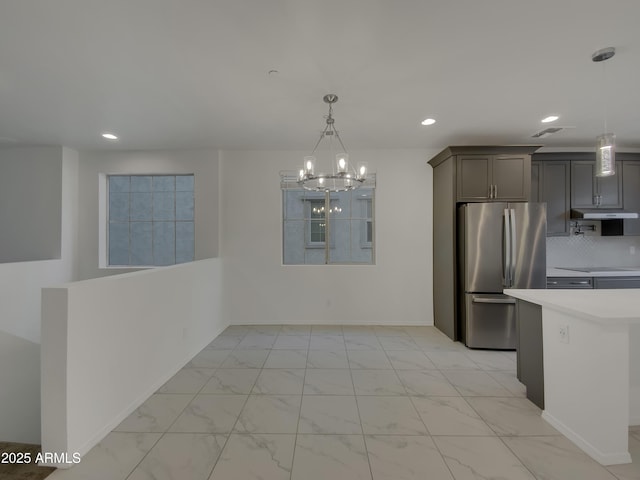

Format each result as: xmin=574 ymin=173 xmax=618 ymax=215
xmin=1 ymin=0 xmax=639 ymax=152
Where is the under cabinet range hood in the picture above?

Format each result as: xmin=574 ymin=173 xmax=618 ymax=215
xmin=570 ymin=208 xmax=639 ymax=220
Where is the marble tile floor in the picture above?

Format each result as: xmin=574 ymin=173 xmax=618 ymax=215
xmin=46 ymin=325 xmax=640 ymax=480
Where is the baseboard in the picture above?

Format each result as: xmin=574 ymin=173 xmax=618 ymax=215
xmin=541 ymin=411 xmax=632 ymax=466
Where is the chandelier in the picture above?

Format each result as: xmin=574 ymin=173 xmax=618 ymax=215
xmin=298 ymin=94 xmax=368 ymax=192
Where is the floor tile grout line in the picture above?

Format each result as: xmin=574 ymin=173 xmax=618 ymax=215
xmin=347 ymin=349 xmax=373 ymax=480
xmin=290 ymin=334 xmax=312 ymax=480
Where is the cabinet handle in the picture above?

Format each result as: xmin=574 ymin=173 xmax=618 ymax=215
xmin=547 ymin=281 xmax=558 ymax=285
xmin=489 ymin=185 xmax=493 ymax=198
xmin=570 ymin=281 xmax=590 ymax=285
xmin=494 ymin=185 xmax=498 ymax=198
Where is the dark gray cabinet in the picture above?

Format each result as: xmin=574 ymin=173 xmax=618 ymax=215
xmin=530 ymin=161 xmax=541 ymax=202
xmin=457 ymin=154 xmax=530 ymax=202
xmin=623 ymin=161 xmax=640 ymax=235
xmin=516 ymin=300 xmax=544 ymax=409
xmin=531 ymin=158 xmax=571 ymax=236
xmin=571 ymin=160 xmax=623 ymax=208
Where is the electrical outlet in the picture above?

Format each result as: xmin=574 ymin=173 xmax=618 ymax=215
xmin=631 ymin=246 xmax=636 ymax=255
xmin=558 ymin=325 xmax=569 ymax=344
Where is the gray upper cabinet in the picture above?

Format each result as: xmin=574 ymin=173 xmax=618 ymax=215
xmin=623 ymin=160 xmax=640 ymax=235
xmin=541 ymin=161 xmax=571 ymax=236
xmin=571 ymin=160 xmax=623 ymax=208
xmin=530 ymin=161 xmax=541 ymax=202
xmin=457 ymin=154 xmax=530 ymax=202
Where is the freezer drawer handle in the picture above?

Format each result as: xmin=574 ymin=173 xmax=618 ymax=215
xmin=472 ymin=296 xmax=517 ymax=304
xmin=571 ymin=281 xmax=590 ymax=285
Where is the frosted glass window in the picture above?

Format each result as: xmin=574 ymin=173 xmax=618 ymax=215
xmin=107 ymin=174 xmax=195 ymax=266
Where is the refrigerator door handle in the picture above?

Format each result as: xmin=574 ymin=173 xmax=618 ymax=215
xmin=510 ymin=208 xmax=517 ymax=288
xmin=503 ymin=209 xmax=511 ymax=287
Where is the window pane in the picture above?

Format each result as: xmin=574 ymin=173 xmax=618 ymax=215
xmin=153 ymin=222 xmax=175 ymax=266
xmin=131 ymin=192 xmax=152 ymax=221
xmin=283 ymin=220 xmax=305 ymax=264
xmin=176 ymin=191 xmax=194 ymax=220
xmin=153 ymin=175 xmax=175 ymax=192
xmin=176 ymin=175 xmax=194 ymax=191
xmin=109 ymin=192 xmax=129 ymax=221
xmin=176 ymin=222 xmax=194 ymax=264
xmin=153 ymin=192 xmax=175 ymax=220
xmin=109 ymin=222 xmax=129 ymax=265
xmin=131 ymin=176 xmax=152 ymax=192
xmin=283 ymin=190 xmax=305 ymax=220
xmin=109 ymin=175 xmax=130 ymax=193
xmin=130 ymin=222 xmax=153 ymax=265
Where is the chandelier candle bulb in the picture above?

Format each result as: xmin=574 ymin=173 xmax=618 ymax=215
xmin=336 ymin=153 xmax=349 ymax=173
xmin=357 ymin=162 xmax=368 ymax=180
xmin=304 ymin=156 xmax=316 ymax=176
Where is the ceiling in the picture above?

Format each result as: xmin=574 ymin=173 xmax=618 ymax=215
xmin=1 ymin=0 xmax=639 ymax=152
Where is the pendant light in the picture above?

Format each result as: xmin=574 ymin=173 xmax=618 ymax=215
xmin=592 ymin=47 xmax=616 ymax=177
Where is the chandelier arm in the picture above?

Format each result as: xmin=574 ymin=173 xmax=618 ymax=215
xmin=334 ymin=130 xmax=348 ymax=155
xmin=310 ymin=125 xmax=330 ymax=156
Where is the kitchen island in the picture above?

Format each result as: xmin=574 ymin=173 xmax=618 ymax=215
xmin=505 ymin=288 xmax=640 ymax=466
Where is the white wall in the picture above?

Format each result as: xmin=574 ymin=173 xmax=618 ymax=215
xmin=41 ymin=259 xmax=226 ymax=467
xmin=220 ymin=149 xmax=435 ymax=325
xmin=0 ymin=146 xmax=63 ymax=263
xmin=0 ymin=147 xmax=78 ymax=443
xmin=76 ymin=149 xmax=219 ymax=280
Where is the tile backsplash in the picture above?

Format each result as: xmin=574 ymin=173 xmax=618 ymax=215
xmin=547 ymin=235 xmax=640 ymax=268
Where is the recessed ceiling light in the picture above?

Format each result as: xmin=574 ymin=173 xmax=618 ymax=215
xmin=102 ymin=133 xmax=118 ymax=140
xmin=421 ymin=118 xmax=436 ymax=126
xmin=541 ymin=115 xmax=559 ymax=123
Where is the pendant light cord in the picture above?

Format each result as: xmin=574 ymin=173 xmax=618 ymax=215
xmin=602 ymin=61 xmax=608 ymax=133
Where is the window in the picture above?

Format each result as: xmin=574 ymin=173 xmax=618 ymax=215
xmin=107 ymin=174 xmax=194 ymax=266
xmin=282 ymin=179 xmax=375 ymax=265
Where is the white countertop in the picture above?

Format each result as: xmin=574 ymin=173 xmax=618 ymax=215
xmin=547 ymin=267 xmax=640 ymax=277
xmin=504 ymin=288 xmax=640 ymax=324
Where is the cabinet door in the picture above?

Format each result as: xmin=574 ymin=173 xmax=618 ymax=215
xmin=541 ymin=161 xmax=570 ymax=236
xmin=571 ymin=160 xmax=623 ymax=208
xmin=623 ymin=161 xmax=640 ymax=235
xmin=597 ymin=161 xmax=623 ymax=208
xmin=457 ymin=155 xmax=491 ymax=201
xmin=492 ymin=155 xmax=530 ymax=201
xmin=571 ymin=161 xmax=597 ymax=208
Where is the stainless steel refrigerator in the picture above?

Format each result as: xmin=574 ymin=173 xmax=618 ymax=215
xmin=457 ymin=203 xmax=546 ymax=349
